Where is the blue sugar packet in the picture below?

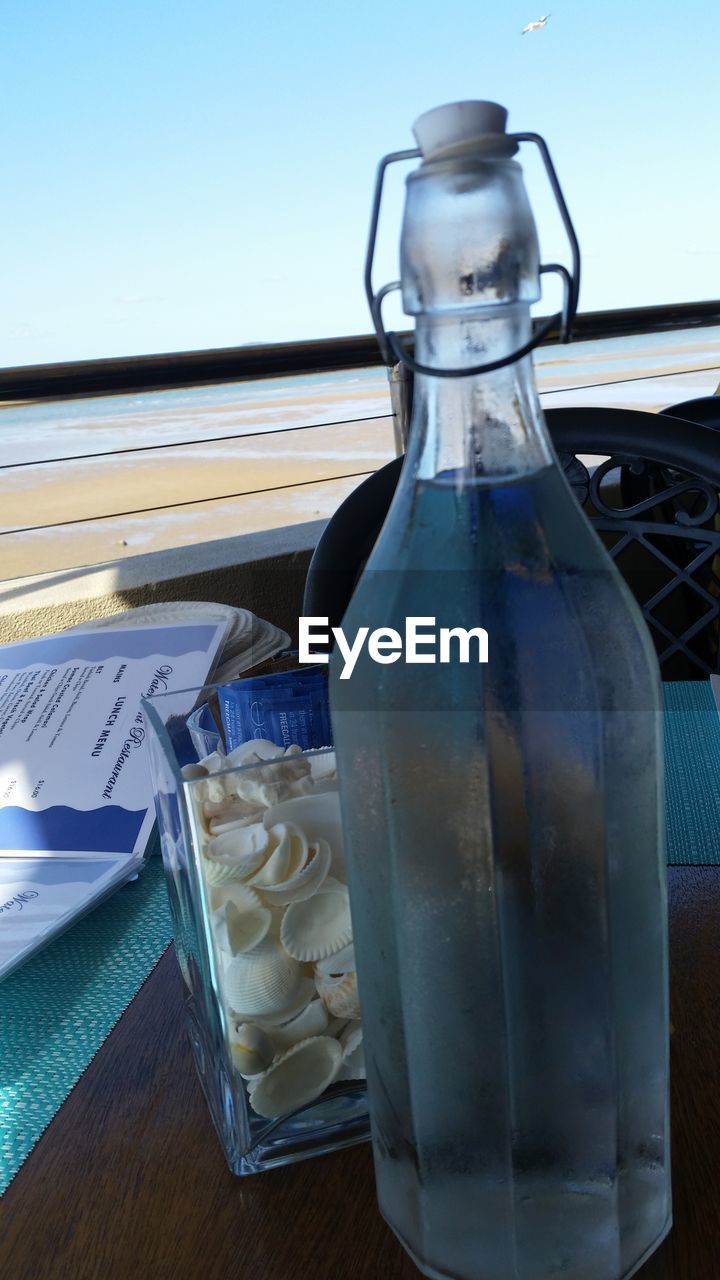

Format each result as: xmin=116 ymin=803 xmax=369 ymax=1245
xmin=217 ymin=664 xmax=332 ymax=753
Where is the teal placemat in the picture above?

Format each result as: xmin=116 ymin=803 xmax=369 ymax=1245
xmin=1 ymin=682 xmax=719 ymax=1196
xmin=0 ymin=857 xmax=172 ymax=1195
xmin=664 ymin=681 xmax=720 ymax=866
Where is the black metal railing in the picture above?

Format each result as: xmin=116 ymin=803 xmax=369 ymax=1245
xmin=1 ymin=298 xmax=720 ymax=403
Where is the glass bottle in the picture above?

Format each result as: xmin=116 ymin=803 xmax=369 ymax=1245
xmin=329 ymin=102 xmax=670 ymax=1280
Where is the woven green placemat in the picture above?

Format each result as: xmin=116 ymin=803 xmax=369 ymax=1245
xmin=664 ymin=681 xmax=720 ymax=866
xmin=0 ymin=857 xmax=172 ymax=1195
xmin=1 ymin=682 xmax=718 ymax=1196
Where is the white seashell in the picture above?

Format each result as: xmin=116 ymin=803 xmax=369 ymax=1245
xmin=269 ymin=998 xmax=329 ymax=1052
xmin=222 ymin=934 xmax=305 ymax=1019
xmin=251 ymin=977 xmax=316 ymax=1027
xmin=230 ymin=753 xmax=313 ymax=809
xmin=338 ymin=1022 xmax=365 ymax=1081
xmin=199 ymin=750 xmax=227 ymax=774
xmin=259 ymin=834 xmax=331 ymax=906
xmin=263 ymin=790 xmax=345 ymax=877
xmin=200 ymin=776 xmax=231 ymax=807
xmin=203 ymin=793 xmax=263 ymax=825
xmin=224 ymin=739 xmax=284 ymax=767
xmin=206 ymin=822 xmax=270 ymax=881
xmin=314 ymin=968 xmax=361 ymax=1020
xmin=280 ymin=881 xmax=352 ymax=962
xmin=247 ymin=1036 xmax=342 ymax=1119
xmin=229 ymin=1022 xmax=275 ymax=1077
xmin=244 ymin=823 xmax=305 ymax=889
xmin=309 ymin=750 xmax=336 ymax=781
xmin=315 ymin=940 xmax=355 ymax=976
xmin=213 ymin=901 xmax=271 ymax=955
xmin=325 ymin=1016 xmax=352 ymax=1040
xmin=203 ymin=856 xmax=261 ymax=888
xmin=208 ymin=806 xmax=265 ymax=834
xmin=181 ymin=762 xmax=208 ymax=780
xmin=208 ymin=881 xmax=261 ymax=914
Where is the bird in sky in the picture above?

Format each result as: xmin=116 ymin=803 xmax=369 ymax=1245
xmin=522 ymin=14 xmax=550 ymax=33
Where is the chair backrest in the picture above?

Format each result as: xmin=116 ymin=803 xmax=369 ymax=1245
xmin=659 ymin=395 xmax=720 ymax=430
xmin=303 ymin=406 xmax=720 ymax=678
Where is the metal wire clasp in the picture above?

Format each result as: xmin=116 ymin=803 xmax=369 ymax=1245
xmin=364 ymin=132 xmax=581 ymax=377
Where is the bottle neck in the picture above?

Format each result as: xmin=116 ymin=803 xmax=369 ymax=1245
xmin=405 ymin=306 xmax=553 ymax=485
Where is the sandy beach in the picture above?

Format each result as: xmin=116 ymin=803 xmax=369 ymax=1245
xmin=2 ymin=327 xmax=719 ymax=581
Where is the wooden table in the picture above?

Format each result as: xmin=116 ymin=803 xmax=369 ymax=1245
xmin=2 ymin=867 xmax=718 ymax=1280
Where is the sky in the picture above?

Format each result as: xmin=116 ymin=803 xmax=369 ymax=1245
xmin=3 ymin=0 xmax=720 ymax=368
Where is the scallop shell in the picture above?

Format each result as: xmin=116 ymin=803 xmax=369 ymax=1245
xmin=280 ymin=881 xmax=352 ymax=962
xmin=309 ymin=750 xmax=336 ymax=783
xmin=208 ymin=881 xmax=262 ymax=914
xmin=199 ymin=750 xmax=227 ymax=773
xmin=231 ymin=753 xmax=313 ymax=809
xmin=269 ymin=998 xmax=329 ymax=1052
xmin=251 ymin=977 xmax=316 ymax=1027
xmin=314 ymin=969 xmax=361 ymax=1021
xmin=224 ymin=739 xmax=283 ymax=767
xmin=314 ymin=940 xmax=355 ymax=976
xmin=263 ymin=791 xmax=345 ymax=877
xmin=206 ymin=822 xmax=270 ymax=882
xmin=338 ymin=1022 xmax=365 ymax=1081
xmin=258 ymin=832 xmax=331 ymax=906
xmin=229 ymin=1022 xmax=275 ymax=1077
xmin=181 ymin=762 xmax=208 ymax=780
xmin=247 ymin=1035 xmax=343 ymax=1119
xmin=208 ymin=805 xmax=265 ymax=834
xmin=222 ymin=934 xmax=304 ymax=1018
xmin=213 ymin=900 xmax=271 ymax=955
xmin=244 ymin=823 xmax=306 ymax=889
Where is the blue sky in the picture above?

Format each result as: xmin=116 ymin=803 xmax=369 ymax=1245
xmin=3 ymin=0 xmax=719 ymax=367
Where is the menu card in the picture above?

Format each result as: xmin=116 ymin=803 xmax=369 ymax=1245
xmin=0 ymin=621 xmax=227 ymax=980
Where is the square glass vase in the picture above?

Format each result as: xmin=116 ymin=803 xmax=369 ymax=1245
xmin=142 ymin=684 xmax=368 ymax=1175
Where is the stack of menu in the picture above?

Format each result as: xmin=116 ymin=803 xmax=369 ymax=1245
xmin=0 ymin=609 xmax=287 ymax=981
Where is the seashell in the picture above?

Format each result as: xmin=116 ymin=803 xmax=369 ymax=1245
xmin=222 ymin=935 xmax=304 ymax=1018
xmin=269 ymin=998 xmax=329 ymax=1052
xmin=200 ymin=776 xmax=231 ymax=807
xmin=208 ymin=805 xmax=265 ymax=834
xmin=315 ymin=940 xmax=355 ymax=976
xmin=230 ymin=753 xmax=313 ymax=809
xmin=309 ymin=750 xmax=336 ymax=782
xmin=203 ymin=857 xmax=256 ymax=888
xmin=181 ymin=762 xmax=208 ymax=780
xmin=244 ymin=823 xmax=305 ymax=889
xmin=325 ymin=1016 xmax=352 ymax=1040
xmin=314 ymin=968 xmax=361 ymax=1021
xmin=207 ymin=881 xmax=261 ymax=914
xmin=229 ymin=1022 xmax=275 ymax=1077
xmin=213 ymin=900 xmax=271 ymax=956
xmin=259 ymin=833 xmax=331 ymax=906
xmin=338 ymin=1021 xmax=365 ymax=1081
xmin=280 ymin=881 xmax=352 ymax=962
xmin=247 ymin=1035 xmax=342 ymax=1119
xmin=202 ymin=792 xmax=263 ymax=825
xmin=263 ymin=790 xmax=345 ymax=877
xmin=251 ymin=977 xmax=316 ymax=1027
xmin=224 ymin=739 xmax=283 ymax=767
xmin=206 ymin=822 xmax=270 ymax=882
xmin=199 ymin=750 xmax=227 ymax=774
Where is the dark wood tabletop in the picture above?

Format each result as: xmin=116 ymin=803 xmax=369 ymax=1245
xmin=2 ymin=867 xmax=719 ymax=1280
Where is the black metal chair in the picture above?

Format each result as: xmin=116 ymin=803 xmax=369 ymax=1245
xmin=660 ymin=395 xmax=720 ymax=431
xmin=303 ymin=406 xmax=720 ymax=679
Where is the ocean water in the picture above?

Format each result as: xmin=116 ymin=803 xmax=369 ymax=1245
xmin=2 ymin=322 xmax=719 ymax=578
